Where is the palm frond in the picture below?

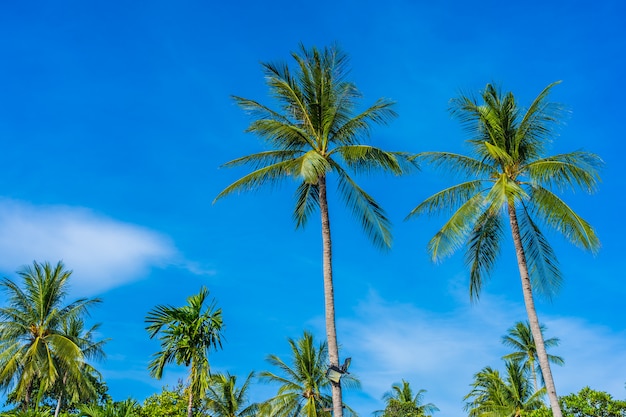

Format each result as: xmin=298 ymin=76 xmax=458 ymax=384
xmin=220 ymin=150 xmax=304 ymax=170
xmin=293 ymin=181 xmax=320 ymax=229
xmin=428 ymin=192 xmax=486 ymax=261
xmin=214 ymin=159 xmax=302 ymax=202
xmin=405 ymin=180 xmax=486 ymax=220
xmin=332 ymin=145 xmax=415 ymax=176
xmin=525 ymin=150 xmax=603 ymax=193
xmin=413 ymin=151 xmax=492 ymax=178
xmin=334 ymin=165 xmax=392 ymax=249
xmin=529 ymin=186 xmax=600 ymax=253
xmin=517 ymin=204 xmax=562 ymax=299
xmin=465 ymin=210 xmax=504 ymax=301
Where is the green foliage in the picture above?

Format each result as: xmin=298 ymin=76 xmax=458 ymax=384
xmin=215 ymin=43 xmax=417 ymax=249
xmin=145 ymin=287 xmax=224 ymax=417
xmin=464 ymin=361 xmax=546 ymax=417
xmin=139 ymin=382 xmax=189 ymax=417
xmin=0 ymin=409 xmax=53 ymax=417
xmin=560 ymin=387 xmax=626 ymax=417
xmin=205 ymin=372 xmax=258 ymax=417
xmin=0 ymin=261 xmax=102 ymax=411
xmin=502 ymin=321 xmax=564 ymax=390
xmin=382 ymin=400 xmax=429 ymax=417
xmin=79 ymin=399 xmax=140 ymax=417
xmin=259 ymin=331 xmax=359 ymax=417
xmin=378 ymin=380 xmax=438 ymax=417
xmin=408 ymin=82 xmax=602 ymax=300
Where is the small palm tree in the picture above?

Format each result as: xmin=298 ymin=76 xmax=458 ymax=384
xmin=215 ymin=44 xmax=415 ymax=417
xmin=205 ymin=372 xmax=258 ymax=417
xmin=145 ymin=287 xmax=224 ymax=417
xmin=407 ymin=82 xmax=601 ymax=417
xmin=502 ymin=321 xmax=563 ymax=392
xmin=52 ymin=317 xmax=108 ymax=417
xmin=377 ymin=380 xmax=438 ymax=417
xmin=464 ymin=361 xmax=546 ymax=417
xmin=79 ymin=398 xmax=140 ymax=417
xmin=259 ymin=331 xmax=359 ymax=417
xmin=0 ymin=261 xmax=100 ymax=410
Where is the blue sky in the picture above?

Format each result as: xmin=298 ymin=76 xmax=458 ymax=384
xmin=1 ymin=1 xmax=625 ymax=415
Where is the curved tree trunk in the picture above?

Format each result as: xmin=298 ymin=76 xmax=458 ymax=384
xmin=507 ymin=203 xmax=562 ymax=417
xmin=319 ymin=175 xmax=343 ymax=417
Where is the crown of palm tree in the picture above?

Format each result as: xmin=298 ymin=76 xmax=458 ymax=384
xmin=0 ymin=261 xmax=100 ymax=408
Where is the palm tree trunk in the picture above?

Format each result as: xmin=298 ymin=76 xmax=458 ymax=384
xmin=188 ymin=388 xmax=194 ymax=417
xmin=54 ymin=372 xmax=68 ymax=417
xmin=24 ymin=380 xmax=32 ymax=411
xmin=319 ymin=175 xmax=343 ymax=417
xmin=507 ymin=203 xmax=562 ymax=417
xmin=54 ymin=392 xmax=63 ymax=417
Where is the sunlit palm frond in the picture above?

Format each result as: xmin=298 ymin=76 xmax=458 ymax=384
xmin=405 ymin=180 xmax=485 ymax=220
xmin=331 ymin=99 xmax=397 ymax=147
xmin=427 ymin=192 xmax=486 ymax=262
xmin=332 ymin=145 xmax=414 ymax=176
xmin=525 ymin=151 xmax=603 ymax=193
xmin=529 ymin=186 xmax=600 ymax=253
xmin=214 ymin=159 xmax=303 ymax=202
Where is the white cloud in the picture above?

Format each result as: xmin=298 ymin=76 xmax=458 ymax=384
xmin=0 ymin=199 xmax=178 ymax=296
xmin=339 ymin=292 xmax=626 ymax=416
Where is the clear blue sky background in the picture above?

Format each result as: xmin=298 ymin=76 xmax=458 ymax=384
xmin=0 ymin=1 xmax=625 ymax=415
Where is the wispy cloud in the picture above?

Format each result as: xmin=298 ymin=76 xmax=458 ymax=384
xmin=339 ymin=292 xmax=626 ymax=416
xmin=0 ymin=199 xmax=178 ymax=296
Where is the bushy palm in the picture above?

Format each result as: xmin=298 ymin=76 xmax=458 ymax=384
xmin=205 ymin=372 xmax=257 ymax=417
xmin=79 ymin=399 xmax=140 ymax=417
xmin=464 ymin=361 xmax=546 ymax=417
xmin=502 ymin=321 xmax=563 ymax=392
xmin=215 ymin=44 xmax=415 ymax=417
xmin=0 ymin=261 xmax=100 ymax=410
xmin=259 ymin=331 xmax=359 ymax=417
xmin=145 ymin=287 xmax=223 ymax=417
xmin=52 ymin=317 xmax=107 ymax=417
xmin=378 ymin=380 xmax=438 ymax=417
xmin=407 ymin=82 xmax=601 ymax=417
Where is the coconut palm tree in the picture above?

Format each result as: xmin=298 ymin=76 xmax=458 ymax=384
xmin=205 ymin=372 xmax=258 ymax=417
xmin=145 ymin=286 xmax=224 ymax=417
xmin=377 ymin=380 xmax=438 ymax=417
xmin=0 ymin=261 xmax=100 ymax=410
xmin=407 ymin=82 xmax=601 ymax=417
xmin=52 ymin=317 xmax=108 ymax=417
xmin=214 ymin=44 xmax=415 ymax=417
xmin=502 ymin=321 xmax=563 ymax=392
xmin=464 ymin=361 xmax=546 ymax=417
xmin=259 ymin=331 xmax=359 ymax=417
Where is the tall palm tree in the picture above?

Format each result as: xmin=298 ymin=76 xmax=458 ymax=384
xmin=214 ymin=44 xmax=415 ymax=417
xmin=377 ymin=380 xmax=438 ymax=417
xmin=145 ymin=286 xmax=224 ymax=417
xmin=259 ymin=331 xmax=359 ymax=417
xmin=53 ymin=317 xmax=108 ymax=417
xmin=205 ymin=372 xmax=258 ymax=417
xmin=0 ymin=261 xmax=100 ymax=410
xmin=502 ymin=321 xmax=563 ymax=392
xmin=407 ymin=82 xmax=602 ymax=417
xmin=464 ymin=361 xmax=546 ymax=417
